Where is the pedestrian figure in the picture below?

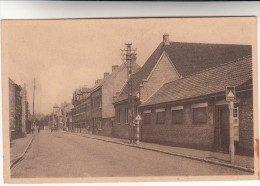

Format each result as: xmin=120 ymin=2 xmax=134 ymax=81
xmin=32 ymin=127 xmax=35 ymax=134
xmin=38 ymin=127 xmax=40 ymax=133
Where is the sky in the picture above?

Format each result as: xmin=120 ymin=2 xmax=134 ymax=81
xmin=2 ymin=17 xmax=255 ymax=114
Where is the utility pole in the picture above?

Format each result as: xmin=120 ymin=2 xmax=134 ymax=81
xmin=32 ymin=78 xmax=35 ymax=129
xmin=121 ymin=43 xmax=137 ymax=144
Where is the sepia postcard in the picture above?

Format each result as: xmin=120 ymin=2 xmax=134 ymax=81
xmin=1 ymin=17 xmax=259 ymax=183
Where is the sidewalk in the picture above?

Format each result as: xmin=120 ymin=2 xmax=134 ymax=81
xmin=68 ymin=131 xmax=254 ymax=173
xmin=10 ymin=133 xmax=34 ymax=165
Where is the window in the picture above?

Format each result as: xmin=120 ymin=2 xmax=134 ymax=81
xmin=193 ymin=107 xmax=207 ymax=124
xmin=156 ymin=111 xmax=165 ymax=125
xmin=124 ymin=108 xmax=129 ymax=123
xmin=98 ymin=118 xmax=102 ymax=130
xmin=143 ymin=113 xmax=151 ymax=124
xmin=233 ymin=107 xmax=239 ymax=141
xmin=99 ymin=95 xmax=102 ymax=108
xmin=116 ymin=109 xmax=121 ymax=123
xmin=172 ymin=110 xmax=183 ymax=124
xmin=233 ymin=107 xmax=239 ymax=126
xmin=233 ymin=107 xmax=238 ymax=118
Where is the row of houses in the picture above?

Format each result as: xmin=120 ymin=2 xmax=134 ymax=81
xmin=68 ymin=34 xmax=254 ymax=155
xmin=70 ymin=57 xmax=140 ymax=135
xmin=9 ymin=78 xmax=31 ymax=140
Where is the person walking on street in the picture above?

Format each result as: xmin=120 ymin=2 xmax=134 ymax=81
xmin=37 ymin=126 xmax=40 ymax=133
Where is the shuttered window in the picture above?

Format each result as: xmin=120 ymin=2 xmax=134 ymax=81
xmin=193 ymin=107 xmax=207 ymax=124
xmin=156 ymin=111 xmax=165 ymax=125
xmin=172 ymin=110 xmax=183 ymax=124
xmin=144 ymin=113 xmax=151 ymax=124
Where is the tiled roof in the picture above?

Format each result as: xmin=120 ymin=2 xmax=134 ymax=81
xmin=80 ymin=87 xmax=92 ymax=93
xmin=141 ymin=56 xmax=252 ymax=107
xmin=114 ymin=41 xmax=252 ymax=104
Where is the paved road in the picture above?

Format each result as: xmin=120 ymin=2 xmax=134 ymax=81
xmin=11 ymin=130 xmax=250 ymax=178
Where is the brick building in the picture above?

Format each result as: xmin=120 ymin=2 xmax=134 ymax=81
xmin=140 ymin=56 xmax=253 ymax=155
xmin=113 ymin=33 xmax=252 ymax=140
xmin=70 ymin=61 xmax=140 ymax=136
xmin=72 ymin=87 xmax=91 ymax=133
xmin=9 ymin=78 xmax=22 ymax=140
xmin=21 ymin=84 xmax=30 ymax=134
xmin=90 ymin=63 xmax=140 ymax=136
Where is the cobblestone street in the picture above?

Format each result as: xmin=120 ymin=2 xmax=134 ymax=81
xmin=11 ymin=130 xmax=251 ymax=178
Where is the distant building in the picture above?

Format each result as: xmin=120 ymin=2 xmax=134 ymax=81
xmin=9 ymin=78 xmax=22 ymax=140
xmin=52 ymin=105 xmax=63 ymax=130
xmin=60 ymin=101 xmax=73 ymax=131
xmin=72 ymin=87 xmax=91 ymax=133
xmin=113 ymin=33 xmax=252 ymax=140
xmin=66 ymin=111 xmax=73 ymax=132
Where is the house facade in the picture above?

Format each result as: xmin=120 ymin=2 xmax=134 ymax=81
xmin=70 ymin=62 xmax=140 ymax=137
xmin=113 ymin=33 xmax=252 ymax=141
xmin=21 ymin=84 xmax=30 ymax=134
xmin=72 ymin=87 xmax=91 ymax=133
xmin=90 ymin=63 xmax=140 ymax=136
xmin=9 ymin=78 xmax=23 ymax=140
xmin=139 ymin=56 xmax=253 ymax=155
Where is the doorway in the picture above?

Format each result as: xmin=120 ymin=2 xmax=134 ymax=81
xmin=215 ymin=105 xmax=230 ymax=152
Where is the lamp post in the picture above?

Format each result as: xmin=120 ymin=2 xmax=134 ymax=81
xmin=121 ymin=43 xmax=137 ymax=144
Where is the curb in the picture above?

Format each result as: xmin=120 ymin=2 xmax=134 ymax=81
xmin=10 ymin=134 xmax=35 ymax=169
xmin=69 ymin=132 xmax=254 ymax=173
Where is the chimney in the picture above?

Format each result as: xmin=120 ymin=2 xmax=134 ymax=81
xmin=112 ymin=65 xmax=119 ymax=72
xmin=95 ymin=79 xmax=102 ymax=85
xmin=104 ymin=72 xmax=109 ymax=78
xmin=113 ymin=92 xmax=120 ymax=102
xmin=163 ymin=33 xmax=170 ymax=45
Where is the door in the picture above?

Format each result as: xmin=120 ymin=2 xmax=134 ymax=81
xmin=216 ymin=105 xmax=230 ymax=151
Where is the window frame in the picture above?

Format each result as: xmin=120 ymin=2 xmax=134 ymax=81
xmin=192 ymin=107 xmax=207 ymax=125
xmin=124 ymin=107 xmax=129 ymax=124
xmin=116 ymin=108 xmax=121 ymax=124
xmin=171 ymin=109 xmax=183 ymax=125
xmin=156 ymin=109 xmax=166 ymax=125
xmin=97 ymin=118 xmax=102 ymax=130
xmin=143 ymin=112 xmax=152 ymax=125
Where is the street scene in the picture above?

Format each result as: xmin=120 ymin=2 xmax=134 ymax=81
xmin=3 ymin=18 xmax=257 ymax=180
xmin=11 ymin=130 xmax=251 ymax=177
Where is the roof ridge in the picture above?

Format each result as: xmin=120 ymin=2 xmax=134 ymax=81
xmin=162 ymin=55 xmax=252 ymax=87
xmin=169 ymin=41 xmax=252 ymax=46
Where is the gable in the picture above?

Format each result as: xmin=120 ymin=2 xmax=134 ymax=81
xmin=146 ymin=51 xmax=180 ymax=81
xmin=140 ymin=52 xmax=180 ymax=102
